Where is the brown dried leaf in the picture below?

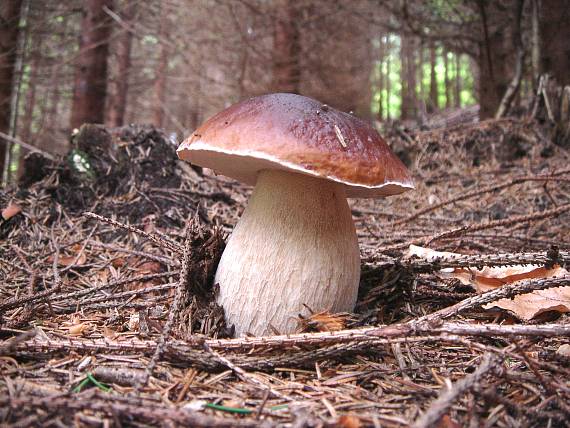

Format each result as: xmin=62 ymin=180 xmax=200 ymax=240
xmin=297 ymin=311 xmax=352 ymax=333
xmin=488 ymin=287 xmax=570 ymax=320
xmin=89 ymin=269 xmax=109 ymax=284
xmin=338 ymin=415 xmax=361 ymax=428
xmin=67 ymin=323 xmax=90 ymax=336
xmin=137 ymin=261 xmax=163 ymax=274
xmin=437 ymin=415 xmax=462 ymax=428
xmin=2 ymin=203 xmax=22 ymax=220
xmin=47 ymin=244 xmax=87 ymax=267
xmin=407 ymin=245 xmax=570 ymax=320
xmin=112 ymin=257 xmax=127 ymax=268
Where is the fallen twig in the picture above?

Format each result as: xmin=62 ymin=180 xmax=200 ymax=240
xmin=0 ymin=271 xmax=178 ymax=313
xmin=412 ymin=353 xmax=501 ymax=428
xmin=203 ymin=342 xmax=292 ymax=401
xmin=2 ymin=390 xmax=258 ymax=427
xmin=83 ymin=212 xmax=183 ymax=254
xmin=395 ymin=170 xmax=570 ymax=226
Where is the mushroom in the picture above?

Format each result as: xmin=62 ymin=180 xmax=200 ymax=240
xmin=177 ymin=93 xmax=413 ymax=336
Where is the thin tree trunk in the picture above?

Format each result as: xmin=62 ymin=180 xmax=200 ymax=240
xmin=444 ymin=50 xmax=451 ymax=108
xmin=531 ymin=0 xmax=540 ymax=87
xmin=237 ymin=41 xmax=249 ymax=100
xmin=377 ymin=35 xmax=385 ymax=121
xmin=0 ymin=0 xmax=23 ymax=178
xmin=106 ymin=0 xmax=133 ymax=127
xmin=399 ymin=35 xmax=408 ymax=119
xmin=153 ymin=4 xmax=169 ymax=128
xmin=36 ymin=6 xmax=69 ymax=156
xmin=495 ymin=0 xmax=525 ymax=119
xmin=20 ymin=30 xmax=39 ymax=145
xmin=428 ymin=41 xmax=438 ymax=113
xmin=46 ymin=65 xmax=62 ymax=145
xmin=70 ymin=0 xmax=113 ymax=129
xmin=271 ymin=0 xmax=300 ymax=93
xmin=386 ymin=36 xmax=391 ymax=120
xmin=407 ymin=36 xmax=417 ymax=119
xmin=540 ymin=0 xmax=570 ymax=86
xmin=455 ymin=54 xmax=462 ymax=107
xmin=418 ymin=41 xmax=426 ymax=102
xmin=400 ymin=34 xmax=416 ymax=120
xmin=17 ymin=59 xmax=36 ymax=177
xmin=477 ymin=0 xmax=513 ymax=119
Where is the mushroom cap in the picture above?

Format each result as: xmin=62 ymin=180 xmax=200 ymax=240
xmin=177 ymin=93 xmax=413 ymax=197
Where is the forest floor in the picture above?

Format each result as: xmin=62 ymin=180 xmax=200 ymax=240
xmin=1 ymin=115 xmax=569 ymax=427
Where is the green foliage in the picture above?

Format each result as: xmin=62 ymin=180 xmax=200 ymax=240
xmin=371 ymin=34 xmax=476 ymax=120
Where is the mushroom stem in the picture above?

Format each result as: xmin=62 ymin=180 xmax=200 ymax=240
xmin=215 ymin=169 xmax=360 ymax=336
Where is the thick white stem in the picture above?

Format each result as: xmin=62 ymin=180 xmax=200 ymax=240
xmin=215 ymin=169 xmax=360 ymax=336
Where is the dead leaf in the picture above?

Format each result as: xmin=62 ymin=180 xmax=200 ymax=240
xmin=47 ymin=244 xmax=87 ymax=267
xmin=67 ymin=322 xmax=90 ymax=336
xmin=2 ymin=203 xmax=22 ymax=220
xmin=297 ymin=310 xmax=352 ymax=332
xmin=489 ymin=287 xmax=570 ymax=320
xmin=338 ymin=415 xmax=361 ymax=428
xmin=437 ymin=415 xmax=461 ymax=428
xmin=407 ymin=245 xmax=570 ymax=320
xmin=89 ymin=269 xmax=108 ymax=284
xmin=112 ymin=257 xmax=127 ymax=268
xmin=137 ymin=261 xmax=163 ymax=274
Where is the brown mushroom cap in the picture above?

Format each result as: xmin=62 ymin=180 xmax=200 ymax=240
xmin=177 ymin=93 xmax=413 ymax=197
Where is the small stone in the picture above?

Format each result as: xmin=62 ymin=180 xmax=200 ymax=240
xmin=556 ymin=344 xmax=570 ymax=357
xmin=183 ymin=400 xmax=207 ymax=411
xmin=128 ymin=313 xmax=140 ymax=331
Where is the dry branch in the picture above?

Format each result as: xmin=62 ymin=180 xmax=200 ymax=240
xmin=426 ymin=203 xmax=570 ymax=245
xmin=0 ymin=271 xmax=178 ymax=312
xmin=83 ymin=211 xmax=183 ymax=254
xmin=382 ymin=203 xmax=570 ymax=251
xmin=395 ymin=170 xmax=570 ymax=225
xmin=403 ymin=249 xmax=569 ymax=270
xmin=412 ymin=353 xmax=501 ymax=428
xmin=1 ymin=391 xmax=258 ymax=427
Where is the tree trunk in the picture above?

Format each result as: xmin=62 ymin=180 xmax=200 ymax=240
xmin=531 ymin=0 xmax=540 ymax=87
xmin=495 ymin=0 xmax=525 ymax=119
xmin=540 ymin=0 xmax=570 ymax=86
xmin=477 ymin=0 xmax=513 ymax=119
xmin=418 ymin=41 xmax=426 ymax=102
xmin=455 ymin=54 xmax=462 ymax=107
xmin=377 ymin=35 xmax=385 ymax=121
xmin=386 ymin=36 xmax=391 ymax=119
xmin=20 ymin=30 xmax=40 ymax=145
xmin=400 ymin=34 xmax=416 ymax=120
xmin=106 ymin=0 xmax=133 ymax=127
xmin=428 ymin=41 xmax=438 ymax=113
xmin=444 ymin=50 xmax=451 ymax=108
xmin=46 ymin=64 xmax=62 ymax=148
xmin=0 ymin=0 xmax=22 ymax=177
xmin=17 ymin=45 xmax=38 ymax=179
xmin=271 ymin=0 xmax=300 ymax=93
xmin=70 ymin=0 xmax=113 ymax=129
xmin=153 ymin=4 xmax=169 ymax=128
